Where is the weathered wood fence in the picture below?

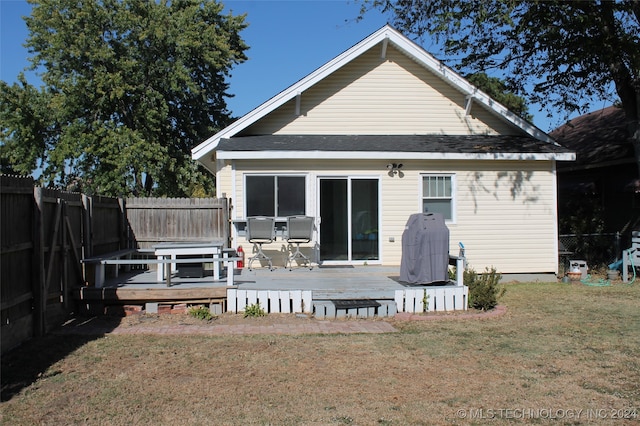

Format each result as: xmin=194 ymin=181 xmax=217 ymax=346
xmin=125 ymin=197 xmax=230 ymax=250
xmin=1 ymin=175 xmax=229 ymax=353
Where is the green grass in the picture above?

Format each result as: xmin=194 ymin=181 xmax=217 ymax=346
xmin=2 ymin=281 xmax=639 ymax=425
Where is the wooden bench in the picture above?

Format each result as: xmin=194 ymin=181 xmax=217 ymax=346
xmin=82 ymin=250 xmax=240 ymax=288
xmin=622 ymin=231 xmax=640 ymax=282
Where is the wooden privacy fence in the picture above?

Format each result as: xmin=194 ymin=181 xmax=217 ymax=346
xmin=125 ymin=197 xmax=229 ymax=250
xmin=1 ymin=176 xmax=85 ymax=352
xmin=1 ymin=176 xmax=229 ymax=354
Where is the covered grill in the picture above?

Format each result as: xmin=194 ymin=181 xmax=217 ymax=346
xmin=400 ymin=213 xmax=450 ymax=284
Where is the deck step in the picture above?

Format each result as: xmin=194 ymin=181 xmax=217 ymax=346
xmin=313 ymin=299 xmax=396 ymax=319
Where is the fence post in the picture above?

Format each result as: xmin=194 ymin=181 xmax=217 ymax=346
xmin=33 ymin=187 xmax=45 ymax=337
xmin=82 ymin=195 xmax=92 ymax=258
xmin=118 ymin=197 xmax=128 ymax=249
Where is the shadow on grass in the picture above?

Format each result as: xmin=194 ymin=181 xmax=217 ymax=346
xmin=1 ymin=314 xmax=123 ymax=402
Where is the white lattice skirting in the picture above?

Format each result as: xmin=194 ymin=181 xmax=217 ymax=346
xmin=227 ymin=289 xmax=313 ymax=314
xmin=395 ymin=286 xmax=469 ymax=313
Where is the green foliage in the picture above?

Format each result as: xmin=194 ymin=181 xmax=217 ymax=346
xmin=558 ymin=188 xmax=605 ymax=236
xmin=0 ymin=75 xmax=52 ymax=175
xmin=466 ymin=72 xmax=532 ymax=121
xmin=1 ymin=0 xmax=247 ymax=196
xmin=243 ymin=303 xmax=266 ymax=318
xmin=464 ymin=266 xmax=505 ymax=311
xmin=188 ymin=305 xmax=214 ymax=321
xmin=422 ymin=290 xmax=430 ymax=312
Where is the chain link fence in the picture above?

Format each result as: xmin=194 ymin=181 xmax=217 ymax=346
xmin=558 ymin=233 xmax=621 ymax=274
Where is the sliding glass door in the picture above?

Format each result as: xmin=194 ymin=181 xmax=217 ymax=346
xmin=319 ymin=177 xmax=379 ymax=263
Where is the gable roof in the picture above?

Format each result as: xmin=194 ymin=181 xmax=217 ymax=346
xmin=192 ymin=25 xmax=566 ymax=169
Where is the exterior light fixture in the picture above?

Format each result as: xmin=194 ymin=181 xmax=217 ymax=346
xmin=386 ymin=163 xmax=403 ymax=177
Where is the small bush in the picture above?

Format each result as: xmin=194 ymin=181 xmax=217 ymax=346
xmin=188 ymin=305 xmax=213 ymax=321
xmin=422 ymin=290 xmax=430 ymax=312
xmin=243 ymin=302 xmax=266 ymax=318
xmin=465 ymin=266 xmax=505 ymax=311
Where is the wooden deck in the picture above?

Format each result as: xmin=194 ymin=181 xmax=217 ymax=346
xmin=73 ymin=265 xmax=469 ymax=316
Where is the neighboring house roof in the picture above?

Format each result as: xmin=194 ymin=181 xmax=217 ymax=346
xmin=215 ymin=134 xmax=574 ymax=160
xmin=551 ymin=106 xmax=633 ymax=169
xmin=193 ymin=24 xmax=571 ymax=170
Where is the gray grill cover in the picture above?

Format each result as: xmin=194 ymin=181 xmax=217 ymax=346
xmin=400 ymin=213 xmax=450 ymax=284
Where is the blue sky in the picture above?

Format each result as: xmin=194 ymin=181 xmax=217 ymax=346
xmin=1 ymin=0 xmax=587 ymax=132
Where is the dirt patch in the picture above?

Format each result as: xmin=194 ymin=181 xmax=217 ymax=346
xmin=122 ymin=310 xmax=320 ymax=327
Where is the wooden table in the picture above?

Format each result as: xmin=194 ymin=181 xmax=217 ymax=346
xmin=153 ymin=240 xmax=225 ymax=282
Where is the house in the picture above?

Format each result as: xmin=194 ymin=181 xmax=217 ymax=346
xmin=551 ymin=105 xmax=639 ymax=264
xmin=192 ymin=25 xmax=574 ymax=279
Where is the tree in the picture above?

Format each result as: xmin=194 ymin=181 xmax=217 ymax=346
xmin=465 ymin=72 xmax=532 ymax=122
xmin=0 ymin=74 xmax=52 ymax=176
xmin=359 ymin=0 xmax=640 ymax=175
xmin=0 ymin=0 xmax=248 ymax=196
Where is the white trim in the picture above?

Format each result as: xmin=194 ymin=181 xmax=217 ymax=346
xmin=295 ymin=92 xmax=301 ymax=116
xmin=465 ymin=94 xmax=474 ymax=116
xmin=216 ymin=150 xmax=575 ymax=162
xmin=192 ymin=24 xmax=557 ymax=162
xmin=551 ymin=163 xmax=560 ymax=275
xmin=420 ymin=173 xmax=457 ymax=224
xmin=231 ymin=160 xmax=238 ymax=246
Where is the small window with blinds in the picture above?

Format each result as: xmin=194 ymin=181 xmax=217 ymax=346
xmin=422 ymin=174 xmax=454 ymax=221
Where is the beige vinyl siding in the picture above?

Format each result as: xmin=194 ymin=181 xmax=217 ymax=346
xmin=453 ymin=161 xmax=558 ymax=274
xmin=241 ymin=45 xmax=519 ymax=137
xmin=227 ymin=159 xmax=558 ymax=274
xmin=216 ymin=161 xmax=234 ymax=202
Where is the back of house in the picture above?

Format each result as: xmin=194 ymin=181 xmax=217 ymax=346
xmin=192 ymin=25 xmax=574 ymax=279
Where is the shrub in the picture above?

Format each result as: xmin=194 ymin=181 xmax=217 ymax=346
xmin=465 ymin=266 xmax=505 ymax=311
xmin=188 ymin=305 xmax=214 ymax=321
xmin=243 ymin=302 xmax=266 ymax=318
xmin=422 ymin=290 xmax=430 ymax=312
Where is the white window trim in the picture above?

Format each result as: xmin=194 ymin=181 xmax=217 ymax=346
xmin=420 ymin=173 xmax=456 ymax=224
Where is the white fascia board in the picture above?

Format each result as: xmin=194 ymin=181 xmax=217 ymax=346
xmin=216 ymin=150 xmax=575 ymax=162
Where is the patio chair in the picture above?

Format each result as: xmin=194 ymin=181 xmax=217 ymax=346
xmin=284 ymin=216 xmax=314 ymax=270
xmin=246 ymin=216 xmax=276 ymax=270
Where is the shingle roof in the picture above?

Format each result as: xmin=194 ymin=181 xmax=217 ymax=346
xmin=550 ymin=106 xmax=633 ymax=167
xmin=217 ymin=134 xmax=573 ymax=156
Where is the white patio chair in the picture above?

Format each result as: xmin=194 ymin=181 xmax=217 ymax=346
xmin=284 ymin=216 xmax=314 ymax=270
xmin=246 ymin=216 xmax=276 ymax=270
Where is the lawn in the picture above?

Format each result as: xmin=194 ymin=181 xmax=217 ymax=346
xmin=2 ymin=281 xmax=639 ymax=425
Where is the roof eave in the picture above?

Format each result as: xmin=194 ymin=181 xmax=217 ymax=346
xmin=216 ymin=150 xmax=575 ymax=161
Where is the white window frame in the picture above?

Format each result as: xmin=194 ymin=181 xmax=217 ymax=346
xmin=420 ymin=173 xmax=456 ymax=223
